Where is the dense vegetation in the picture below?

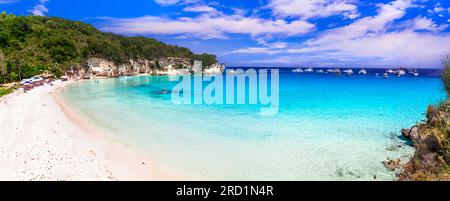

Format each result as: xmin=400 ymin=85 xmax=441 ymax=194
xmin=0 ymin=12 xmax=217 ymax=84
xmin=399 ymin=57 xmax=450 ymax=180
xmin=0 ymin=86 xmax=15 ymax=97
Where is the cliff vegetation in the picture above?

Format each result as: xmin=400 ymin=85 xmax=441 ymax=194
xmin=0 ymin=12 xmax=217 ymax=83
xmin=399 ymin=58 xmax=450 ymax=180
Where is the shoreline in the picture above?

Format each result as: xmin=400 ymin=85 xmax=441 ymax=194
xmin=0 ymin=80 xmax=181 ymax=180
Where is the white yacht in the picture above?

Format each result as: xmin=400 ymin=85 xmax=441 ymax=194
xmin=292 ymin=68 xmax=303 ymax=73
xmin=386 ymin=69 xmax=395 ymax=74
xmin=334 ymin=69 xmax=341 ymax=76
xmin=304 ymin=67 xmax=314 ymax=73
xmin=383 ymin=73 xmax=389 ymax=78
xmin=316 ymin=69 xmax=324 ymax=73
xmin=395 ymin=70 xmax=406 ymax=77
xmin=410 ymin=69 xmax=419 ymax=77
xmin=343 ymin=69 xmax=354 ymax=76
xmin=358 ymin=69 xmax=367 ymax=75
xmin=326 ymin=69 xmax=335 ymax=73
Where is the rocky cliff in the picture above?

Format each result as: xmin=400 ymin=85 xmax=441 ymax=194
xmin=398 ymin=103 xmax=450 ymax=180
xmin=67 ymin=57 xmax=225 ymax=78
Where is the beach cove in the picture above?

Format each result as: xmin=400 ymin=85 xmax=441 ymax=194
xmin=0 ymin=80 xmax=181 ymax=180
xmin=54 ymin=70 xmax=446 ymax=180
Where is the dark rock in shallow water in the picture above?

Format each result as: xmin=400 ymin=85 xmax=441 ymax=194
xmin=383 ymin=158 xmax=402 ymax=171
xmin=409 ymin=126 xmax=420 ymax=142
xmin=401 ymin=129 xmax=411 ymax=138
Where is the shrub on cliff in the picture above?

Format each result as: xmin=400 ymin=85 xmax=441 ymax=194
xmin=399 ymin=57 xmax=450 ymax=181
xmin=441 ymin=56 xmax=450 ymax=94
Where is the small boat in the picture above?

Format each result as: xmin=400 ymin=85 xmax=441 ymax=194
xmin=383 ymin=73 xmax=389 ymax=78
xmin=315 ymin=69 xmax=324 ymax=74
xmin=292 ymin=68 xmax=303 ymax=73
xmin=386 ymin=69 xmax=394 ymax=74
xmin=334 ymin=69 xmax=341 ymax=76
xmin=395 ymin=70 xmax=406 ymax=77
xmin=304 ymin=67 xmax=314 ymax=73
xmin=410 ymin=69 xmax=419 ymax=77
xmin=358 ymin=69 xmax=367 ymax=75
xmin=343 ymin=69 xmax=353 ymax=76
xmin=326 ymin=69 xmax=334 ymax=73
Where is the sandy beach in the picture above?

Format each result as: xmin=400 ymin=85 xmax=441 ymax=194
xmin=0 ymin=80 xmax=177 ymax=181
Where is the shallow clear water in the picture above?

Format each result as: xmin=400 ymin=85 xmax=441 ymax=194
xmin=60 ymin=70 xmax=446 ymax=180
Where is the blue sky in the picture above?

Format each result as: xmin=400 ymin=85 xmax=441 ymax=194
xmin=1 ymin=0 xmax=450 ymax=68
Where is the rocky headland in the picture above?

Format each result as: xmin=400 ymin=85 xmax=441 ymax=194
xmin=396 ymin=103 xmax=450 ymax=180
xmin=66 ymin=57 xmax=225 ymax=79
xmin=394 ymin=60 xmax=450 ymax=181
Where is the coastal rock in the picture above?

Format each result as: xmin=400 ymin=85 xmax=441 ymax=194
xmin=81 ymin=57 xmax=224 ymax=78
xmin=401 ymin=128 xmax=411 ymax=138
xmin=409 ymin=126 xmax=420 ymax=142
xmin=203 ymin=64 xmax=225 ymax=74
xmin=383 ymin=158 xmax=402 ymax=171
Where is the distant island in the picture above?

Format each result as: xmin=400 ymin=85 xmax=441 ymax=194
xmin=0 ymin=11 xmax=223 ymax=85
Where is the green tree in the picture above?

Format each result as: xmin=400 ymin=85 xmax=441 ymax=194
xmin=442 ymin=55 xmax=450 ymax=94
xmin=0 ymin=50 xmax=6 ymax=83
xmin=0 ymin=13 xmax=218 ymax=83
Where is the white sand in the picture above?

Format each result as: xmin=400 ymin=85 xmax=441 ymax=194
xmin=0 ymin=80 xmax=178 ymax=181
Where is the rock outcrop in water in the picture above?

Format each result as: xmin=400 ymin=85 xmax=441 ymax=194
xmin=396 ymin=58 xmax=450 ymax=181
xmin=398 ymin=104 xmax=450 ymax=181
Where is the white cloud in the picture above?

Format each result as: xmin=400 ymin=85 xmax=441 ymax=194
xmin=0 ymin=0 xmax=18 ymax=4
xmin=154 ymin=0 xmax=181 ymax=5
xmin=232 ymin=47 xmax=283 ymax=55
xmin=29 ymin=0 xmax=49 ymax=16
xmin=231 ymin=41 xmax=289 ymax=55
xmin=183 ymin=5 xmax=218 ymax=14
xmin=293 ymin=0 xmax=450 ymax=67
xmin=232 ymin=0 xmax=450 ymax=68
xmin=154 ymin=0 xmax=200 ymax=6
xmin=249 ymin=56 xmax=298 ymax=64
xmin=434 ymin=6 xmax=445 ymax=13
xmin=404 ymin=17 xmax=448 ymax=32
xmin=266 ymin=0 xmax=359 ymax=20
xmin=99 ymin=14 xmax=315 ymax=40
xmin=343 ymin=10 xmax=361 ymax=19
xmin=306 ymin=0 xmax=413 ymax=46
xmin=268 ymin=42 xmax=288 ymax=49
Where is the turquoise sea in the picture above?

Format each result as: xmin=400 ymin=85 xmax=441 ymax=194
xmin=59 ymin=68 xmax=447 ymax=180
